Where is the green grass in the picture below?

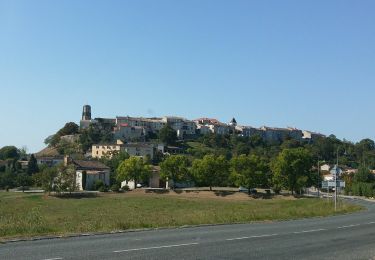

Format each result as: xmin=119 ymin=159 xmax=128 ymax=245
xmin=0 ymin=192 xmax=363 ymax=240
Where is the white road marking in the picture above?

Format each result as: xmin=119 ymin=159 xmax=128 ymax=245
xmin=337 ymin=224 xmax=361 ymax=229
xmin=293 ymin=229 xmax=326 ymax=234
xmin=113 ymin=242 xmax=199 ymax=253
xmin=226 ymin=234 xmax=279 ymax=241
xmin=42 ymin=258 xmax=63 ymax=260
xmin=366 ymin=221 xmax=375 ymax=225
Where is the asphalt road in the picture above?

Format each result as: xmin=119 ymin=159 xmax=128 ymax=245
xmin=1 ymin=198 xmax=375 ymax=260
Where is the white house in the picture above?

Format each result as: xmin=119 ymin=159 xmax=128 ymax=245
xmin=68 ymin=159 xmax=111 ymax=190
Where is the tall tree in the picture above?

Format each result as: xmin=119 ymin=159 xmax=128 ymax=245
xmin=160 ymin=155 xmax=190 ymax=189
xmin=116 ymin=157 xmax=152 ymax=189
xmin=191 ymin=155 xmax=229 ymax=191
xmin=230 ymin=154 xmax=268 ymax=194
xmin=271 ymin=148 xmax=313 ymax=195
xmin=27 ymin=154 xmax=39 ymax=175
xmin=158 ymin=124 xmax=177 ymax=145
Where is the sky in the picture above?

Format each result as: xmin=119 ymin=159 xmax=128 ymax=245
xmin=1 ymin=0 xmax=375 ymax=153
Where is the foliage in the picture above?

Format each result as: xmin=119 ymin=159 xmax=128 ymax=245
xmin=0 ymin=169 xmax=17 ymax=189
xmin=160 ymin=155 xmax=190 ymax=189
xmin=110 ymin=183 xmax=121 ymax=192
xmin=191 ymin=155 xmax=230 ymax=190
xmin=230 ymin=154 xmax=268 ymax=193
xmin=116 ymin=157 xmax=152 ymax=189
xmin=79 ymin=122 xmax=114 ymax=152
xmin=16 ymin=173 xmax=33 ymax=192
xmin=271 ymin=148 xmax=313 ymax=195
xmin=45 ymin=122 xmax=79 ymax=147
xmin=354 ymin=165 xmax=373 ymax=183
xmin=54 ymin=165 xmax=77 ymax=194
xmin=33 ymin=166 xmax=58 ymax=194
xmin=27 ymin=154 xmax=39 ymax=175
xmin=0 ymin=146 xmax=20 ymax=160
xmin=158 ymin=124 xmax=177 ymax=145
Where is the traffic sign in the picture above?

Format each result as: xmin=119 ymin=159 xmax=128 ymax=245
xmin=321 ymin=180 xmax=345 ymax=188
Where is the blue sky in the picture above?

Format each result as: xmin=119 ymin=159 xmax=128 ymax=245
xmin=1 ymin=0 xmax=375 ymax=153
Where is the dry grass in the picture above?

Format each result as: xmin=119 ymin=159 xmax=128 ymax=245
xmin=0 ymin=191 xmax=362 ymax=240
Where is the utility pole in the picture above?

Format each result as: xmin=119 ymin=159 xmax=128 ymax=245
xmin=317 ymin=159 xmax=320 ymax=197
xmin=335 ymin=147 xmax=339 ymax=211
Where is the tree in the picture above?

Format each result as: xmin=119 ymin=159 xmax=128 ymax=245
xmin=33 ymin=166 xmax=58 ymax=194
xmin=45 ymin=122 xmax=79 ymax=147
xmin=271 ymin=148 xmax=313 ymax=195
xmin=158 ymin=124 xmax=177 ymax=145
xmin=230 ymin=154 xmax=268 ymax=194
xmin=0 ymin=146 xmax=20 ymax=160
xmin=160 ymin=155 xmax=190 ymax=189
xmin=16 ymin=173 xmax=33 ymax=192
xmin=116 ymin=157 xmax=151 ymax=189
xmin=0 ymin=168 xmax=17 ymax=190
xmin=54 ymin=165 xmax=77 ymax=194
xmin=27 ymin=154 xmax=39 ymax=175
xmin=354 ymin=165 xmax=373 ymax=183
xmin=191 ymin=155 xmax=229 ymax=191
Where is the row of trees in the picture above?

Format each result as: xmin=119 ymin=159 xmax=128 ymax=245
xmin=114 ymin=147 xmax=316 ymax=194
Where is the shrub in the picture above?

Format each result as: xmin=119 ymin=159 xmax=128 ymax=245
xmin=111 ymin=184 xmax=120 ymax=192
xmin=122 ymin=185 xmax=130 ymax=192
xmin=93 ymin=180 xmax=105 ymax=191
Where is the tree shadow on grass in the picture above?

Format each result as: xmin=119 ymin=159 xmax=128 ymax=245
xmin=214 ymin=191 xmax=236 ymax=197
xmin=51 ymin=192 xmax=99 ymax=199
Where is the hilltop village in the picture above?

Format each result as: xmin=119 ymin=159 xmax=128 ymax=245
xmin=80 ymin=105 xmax=324 ymax=145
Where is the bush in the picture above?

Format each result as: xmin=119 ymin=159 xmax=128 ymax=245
xmin=111 ymin=184 xmax=120 ymax=192
xmin=98 ymin=185 xmax=109 ymax=192
xmin=93 ymin=180 xmax=105 ymax=191
xmin=122 ymin=185 xmax=130 ymax=192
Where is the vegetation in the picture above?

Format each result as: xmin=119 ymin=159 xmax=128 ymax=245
xmin=160 ymin=155 xmax=190 ymax=189
xmin=191 ymin=155 xmax=230 ymax=191
xmin=116 ymin=157 xmax=152 ymax=188
xmin=158 ymin=124 xmax=177 ymax=145
xmin=0 ymin=192 xmax=362 ymax=240
xmin=230 ymin=154 xmax=268 ymax=194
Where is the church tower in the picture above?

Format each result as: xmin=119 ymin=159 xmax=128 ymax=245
xmin=80 ymin=105 xmax=92 ymax=129
xmin=82 ymin=105 xmax=92 ymax=121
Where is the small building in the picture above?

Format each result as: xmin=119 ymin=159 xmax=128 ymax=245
xmin=69 ymin=159 xmax=110 ymax=191
xmin=92 ymin=143 xmax=122 ymax=159
xmin=122 ymin=143 xmax=155 ymax=160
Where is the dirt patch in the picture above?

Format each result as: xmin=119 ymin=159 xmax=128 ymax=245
xmin=109 ymin=189 xmax=297 ymax=201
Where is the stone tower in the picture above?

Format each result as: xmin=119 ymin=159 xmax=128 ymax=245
xmin=82 ymin=105 xmax=92 ymax=121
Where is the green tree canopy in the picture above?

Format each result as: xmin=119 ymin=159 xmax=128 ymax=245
xmin=158 ymin=124 xmax=177 ymax=145
xmin=27 ymin=154 xmax=39 ymax=175
xmin=0 ymin=146 xmax=20 ymax=160
xmin=271 ymin=148 xmax=313 ymax=195
xmin=191 ymin=155 xmax=229 ymax=191
xmin=45 ymin=122 xmax=79 ymax=147
xmin=230 ymin=154 xmax=268 ymax=193
xmin=160 ymin=155 xmax=190 ymax=189
xmin=33 ymin=166 xmax=58 ymax=194
xmin=116 ymin=157 xmax=152 ymax=189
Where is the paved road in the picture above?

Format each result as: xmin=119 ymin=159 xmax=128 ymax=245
xmin=1 ymin=198 xmax=375 ymax=260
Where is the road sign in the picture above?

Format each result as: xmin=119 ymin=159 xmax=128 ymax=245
xmin=321 ymin=180 xmax=345 ymax=188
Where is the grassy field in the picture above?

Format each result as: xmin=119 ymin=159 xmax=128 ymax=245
xmin=0 ymin=191 xmax=363 ymax=240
